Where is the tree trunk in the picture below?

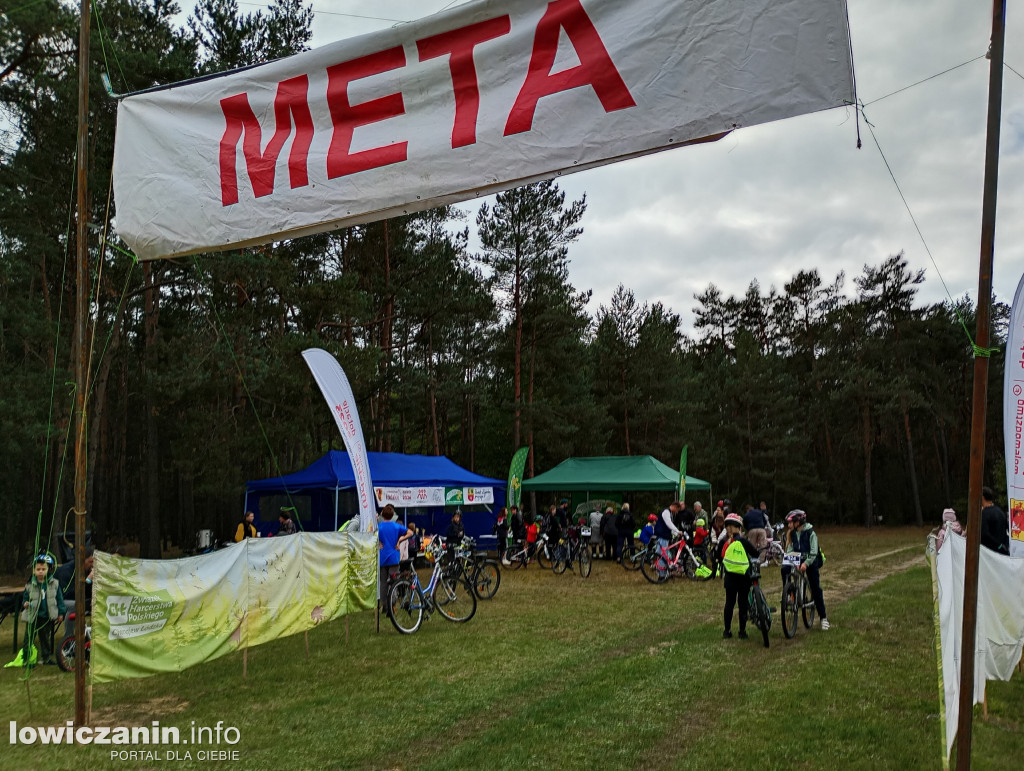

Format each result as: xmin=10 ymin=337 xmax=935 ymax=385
xmin=512 ymin=250 xmax=523 ymax=450
xmin=140 ymin=262 xmax=162 ymax=558
xmin=861 ymin=403 xmax=873 ymax=528
xmin=621 ymin=368 xmax=630 ymax=454
xmin=934 ymin=415 xmax=952 ymax=505
xmin=903 ymin=404 xmax=923 ymax=526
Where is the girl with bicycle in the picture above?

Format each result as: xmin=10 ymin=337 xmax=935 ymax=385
xmin=719 ymin=513 xmax=759 ymax=640
xmin=782 ymin=510 xmax=829 ymax=631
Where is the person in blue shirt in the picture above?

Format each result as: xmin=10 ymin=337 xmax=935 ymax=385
xmin=378 ymin=505 xmax=413 ymax=597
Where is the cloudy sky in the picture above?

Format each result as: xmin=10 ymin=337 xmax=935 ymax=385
xmin=236 ymin=0 xmax=1023 ymax=334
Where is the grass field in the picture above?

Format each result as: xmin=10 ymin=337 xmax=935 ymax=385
xmin=1 ymin=527 xmax=1021 ymax=770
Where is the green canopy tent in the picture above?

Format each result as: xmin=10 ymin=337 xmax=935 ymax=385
xmin=521 ymin=455 xmax=710 ymax=493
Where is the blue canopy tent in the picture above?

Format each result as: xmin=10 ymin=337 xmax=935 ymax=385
xmin=245 ymin=451 xmax=505 ymax=541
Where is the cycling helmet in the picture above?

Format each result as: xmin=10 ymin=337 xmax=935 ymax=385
xmin=786 ymin=509 xmax=807 ymax=525
xmin=695 ymin=518 xmax=706 ymax=528
xmin=723 ymin=513 xmax=744 ymax=528
xmin=648 ymin=514 xmax=658 ymax=522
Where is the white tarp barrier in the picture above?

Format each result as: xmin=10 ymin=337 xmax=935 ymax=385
xmin=1003 ymin=272 xmax=1024 ymax=557
xmin=113 ymin=0 xmax=855 ymax=260
xmin=932 ymin=529 xmax=1024 ymax=762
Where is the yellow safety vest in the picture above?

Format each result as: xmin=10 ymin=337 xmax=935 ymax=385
xmin=723 ymin=540 xmax=750 ymax=575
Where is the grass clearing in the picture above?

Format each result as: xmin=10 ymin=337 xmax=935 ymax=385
xmin=1 ymin=527 xmax=1021 ymax=769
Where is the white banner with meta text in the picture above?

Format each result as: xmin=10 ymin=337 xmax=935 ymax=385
xmin=113 ymin=0 xmax=855 ymax=261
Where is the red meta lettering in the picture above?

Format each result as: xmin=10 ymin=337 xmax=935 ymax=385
xmin=219 ymin=75 xmax=314 ymax=206
xmin=505 ymin=0 xmax=635 ymax=136
xmin=326 ymin=47 xmax=408 ymax=179
xmin=417 ymin=15 xmax=512 ymax=148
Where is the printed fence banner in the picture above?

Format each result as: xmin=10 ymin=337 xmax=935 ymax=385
xmin=445 ymin=487 xmax=465 ymax=506
xmin=91 ymin=531 xmax=377 ymax=684
xmin=1004 ymin=272 xmax=1024 ymax=557
xmin=374 ymin=486 xmax=445 ymax=507
xmin=932 ymin=530 xmax=1024 ymax=763
xmin=507 ymin=446 xmax=529 ymax=509
xmin=303 ymin=348 xmax=376 ymax=531
xmin=112 ymin=0 xmax=856 ymax=261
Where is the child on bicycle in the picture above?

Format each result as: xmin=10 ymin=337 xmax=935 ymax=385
xmin=525 ymin=515 xmax=540 ymax=561
xmin=720 ymin=513 xmax=758 ymax=640
xmin=638 ymin=514 xmax=657 ymax=545
xmin=21 ymin=554 xmax=66 ymax=667
xmin=782 ymin=510 xmax=829 ymax=630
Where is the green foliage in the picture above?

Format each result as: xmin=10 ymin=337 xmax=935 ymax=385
xmin=0 ymin=3 xmax=1002 ymax=567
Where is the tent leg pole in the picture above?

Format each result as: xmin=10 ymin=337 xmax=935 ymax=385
xmin=345 ymin=615 xmax=349 ymax=644
xmin=304 ymin=631 xmax=310 ymax=661
xmin=334 ymin=487 xmax=339 ymax=531
xmin=242 ymin=647 xmax=248 ymax=680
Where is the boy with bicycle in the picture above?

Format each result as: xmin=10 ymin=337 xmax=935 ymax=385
xmin=782 ymin=510 xmax=829 ymax=630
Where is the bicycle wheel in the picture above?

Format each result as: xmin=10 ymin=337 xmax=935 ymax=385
xmin=536 ymin=543 xmax=552 ymax=570
xmin=752 ymin=586 xmax=771 ymax=648
xmin=57 ymin=635 xmax=76 ymax=672
xmin=434 ymin=573 xmax=477 ymax=622
xmin=801 ymin=578 xmax=816 ymax=628
xmin=622 ymin=544 xmax=643 ymax=571
xmin=552 ymin=545 xmax=568 ymax=574
xmin=781 ymin=578 xmax=799 ymax=639
xmin=641 ymin=551 xmax=669 ymax=584
xmin=504 ymin=545 xmax=525 ymax=570
xmin=578 ymin=546 xmax=592 ymax=578
xmin=473 ymin=560 xmax=501 ymax=599
xmin=682 ymin=551 xmax=698 ymax=579
xmin=387 ymin=580 xmax=423 ymax=634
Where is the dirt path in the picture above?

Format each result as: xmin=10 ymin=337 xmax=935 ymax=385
xmin=827 ymin=550 xmax=927 ymax=606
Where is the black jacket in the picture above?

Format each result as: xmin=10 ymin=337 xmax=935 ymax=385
xmin=981 ymin=505 xmax=1010 ymax=554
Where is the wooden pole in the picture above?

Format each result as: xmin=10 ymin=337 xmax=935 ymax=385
xmin=73 ymin=0 xmax=92 ymax=730
xmin=956 ymin=2 xmax=1006 ymax=768
xmin=304 ymin=631 xmax=309 ymax=661
xmin=242 ymin=647 xmax=248 ymax=679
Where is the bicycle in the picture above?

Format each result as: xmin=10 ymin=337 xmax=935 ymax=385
xmin=447 ymin=537 xmax=501 ymax=600
xmin=641 ymin=534 xmax=713 ymax=584
xmin=780 ymin=552 xmax=816 ymax=638
xmin=534 ymin=533 xmax=555 ymax=570
xmin=387 ymin=541 xmax=477 ymax=634
xmin=502 ymin=539 xmax=533 ymax=569
xmin=552 ymin=527 xmax=592 ymax=578
xmin=758 ymin=527 xmax=785 ymax=567
xmin=57 ymin=612 xmax=90 ymax=672
xmin=747 ymin=562 xmax=772 ymax=648
xmin=621 ymin=538 xmax=655 ymax=571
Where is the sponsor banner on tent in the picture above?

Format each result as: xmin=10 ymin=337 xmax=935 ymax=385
xmin=1004 ymin=272 xmax=1024 ymax=557
xmin=91 ymin=532 xmax=377 ymax=684
xmin=303 ymin=348 xmax=376 ymax=531
xmin=444 ymin=487 xmax=494 ymax=505
xmin=374 ymin=486 xmax=445 ymax=507
xmin=113 ymin=0 xmax=855 ymax=261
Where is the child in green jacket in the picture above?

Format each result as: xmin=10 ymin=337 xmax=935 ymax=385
xmin=21 ymin=554 xmax=66 ymax=667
